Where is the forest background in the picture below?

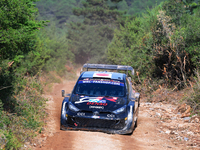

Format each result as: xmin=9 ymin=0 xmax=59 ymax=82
xmin=0 ymin=0 xmax=200 ymax=149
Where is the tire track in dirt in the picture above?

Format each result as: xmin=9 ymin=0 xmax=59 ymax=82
xmin=35 ymin=80 xmax=183 ymax=150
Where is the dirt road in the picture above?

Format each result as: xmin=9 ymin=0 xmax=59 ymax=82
xmin=35 ymin=80 xmax=184 ymax=150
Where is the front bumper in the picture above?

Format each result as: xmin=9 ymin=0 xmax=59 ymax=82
xmin=60 ymin=115 xmax=134 ymax=134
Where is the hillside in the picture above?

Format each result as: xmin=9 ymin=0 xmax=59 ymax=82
xmin=36 ymin=0 xmax=166 ymax=28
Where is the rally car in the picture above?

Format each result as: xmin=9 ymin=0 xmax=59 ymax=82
xmin=60 ymin=64 xmax=140 ymax=134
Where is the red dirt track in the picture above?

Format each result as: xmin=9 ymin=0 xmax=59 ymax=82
xmin=35 ymin=81 xmax=183 ymax=150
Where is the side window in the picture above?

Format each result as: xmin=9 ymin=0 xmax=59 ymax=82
xmin=126 ymin=78 xmax=130 ymax=96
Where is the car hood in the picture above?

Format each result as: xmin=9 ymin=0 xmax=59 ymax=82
xmin=72 ymin=95 xmax=126 ymax=112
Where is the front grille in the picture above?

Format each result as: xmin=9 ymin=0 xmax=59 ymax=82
xmin=73 ymin=117 xmax=125 ymax=130
xmin=81 ymin=110 xmax=112 ymax=115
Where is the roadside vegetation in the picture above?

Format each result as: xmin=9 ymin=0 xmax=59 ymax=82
xmin=0 ymin=0 xmax=74 ymax=149
xmin=0 ymin=77 xmax=47 ymax=149
xmin=107 ymin=0 xmax=200 ymax=115
xmin=0 ymin=0 xmax=200 ymax=149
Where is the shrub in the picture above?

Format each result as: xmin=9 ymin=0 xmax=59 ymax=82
xmin=183 ymin=70 xmax=200 ymax=115
xmin=0 ymin=77 xmax=47 ymax=149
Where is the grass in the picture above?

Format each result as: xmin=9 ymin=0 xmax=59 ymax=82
xmin=0 ymin=77 xmax=47 ymax=150
xmin=134 ymin=71 xmax=200 ymax=116
xmin=182 ymin=71 xmax=200 ymax=115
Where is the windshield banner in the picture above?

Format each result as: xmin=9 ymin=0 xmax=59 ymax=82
xmin=78 ymin=80 xmax=124 ymax=86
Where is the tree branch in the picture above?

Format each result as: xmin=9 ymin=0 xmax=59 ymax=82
xmin=0 ymin=86 xmax=12 ymax=91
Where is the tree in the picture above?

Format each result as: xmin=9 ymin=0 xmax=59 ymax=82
xmin=0 ymin=0 xmax=45 ymax=109
xmin=125 ymin=0 xmax=166 ymax=15
xmin=0 ymin=0 xmax=44 ymax=60
xmin=107 ymin=7 xmax=159 ymax=80
xmin=36 ymin=0 xmax=83 ymax=28
xmin=107 ymin=0 xmax=200 ymax=87
xmin=73 ymin=0 xmax=124 ymax=25
xmin=67 ymin=0 xmax=125 ymax=63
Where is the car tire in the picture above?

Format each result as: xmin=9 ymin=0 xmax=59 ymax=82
xmin=134 ymin=119 xmax=138 ymax=128
xmin=134 ymin=107 xmax=139 ymax=129
xmin=60 ymin=119 xmax=63 ymax=130
xmin=60 ymin=116 xmax=64 ymax=130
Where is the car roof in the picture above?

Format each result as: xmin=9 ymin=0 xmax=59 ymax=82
xmin=81 ymin=71 xmax=126 ymax=80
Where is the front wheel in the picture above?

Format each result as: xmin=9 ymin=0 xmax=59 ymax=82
xmin=134 ymin=119 xmax=138 ymax=129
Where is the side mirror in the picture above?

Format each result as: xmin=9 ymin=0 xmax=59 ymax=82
xmin=62 ymin=90 xmax=65 ymax=97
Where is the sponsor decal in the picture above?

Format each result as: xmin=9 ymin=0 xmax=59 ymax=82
xmin=77 ymin=112 xmax=85 ymax=116
xmin=75 ymin=97 xmax=103 ymax=104
xmin=89 ymin=99 xmax=106 ymax=103
xmin=105 ymin=97 xmax=117 ymax=102
xmin=78 ymin=80 xmax=124 ymax=86
xmin=107 ymin=114 xmax=115 ymax=118
xmin=93 ymin=73 xmax=112 ymax=78
xmin=89 ymin=106 xmax=104 ymax=109
xmin=87 ymin=102 xmax=107 ymax=106
xmin=75 ymin=96 xmax=118 ymax=104
xmin=74 ymin=96 xmax=118 ymax=104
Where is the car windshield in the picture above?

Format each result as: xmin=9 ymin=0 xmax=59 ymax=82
xmin=74 ymin=78 xmax=125 ymax=97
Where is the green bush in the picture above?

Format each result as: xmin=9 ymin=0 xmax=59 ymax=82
xmin=0 ymin=77 xmax=47 ymax=149
xmin=107 ymin=6 xmax=160 ymax=81
xmin=36 ymin=25 xmax=75 ymax=77
xmin=107 ymin=0 xmax=200 ymax=88
xmin=183 ymin=70 xmax=200 ymax=115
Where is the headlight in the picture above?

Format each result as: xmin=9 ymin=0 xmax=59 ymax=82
xmin=116 ymin=98 xmax=125 ymax=105
xmin=68 ymin=102 xmax=80 ymax=112
xmin=112 ymin=105 xmax=126 ymax=114
xmin=71 ymin=95 xmax=79 ymax=102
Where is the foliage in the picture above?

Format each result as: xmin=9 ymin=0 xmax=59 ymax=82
xmin=0 ymin=77 xmax=47 ymax=149
xmin=37 ymin=24 xmax=75 ymax=76
xmin=36 ymin=0 xmax=84 ymax=28
xmin=0 ymin=0 xmax=45 ymax=60
xmin=35 ymin=0 xmax=168 ymax=64
xmin=0 ymin=1 xmax=49 ymax=149
xmin=152 ymin=0 xmax=200 ymax=87
xmin=183 ymin=70 xmax=200 ymax=115
xmin=73 ymin=0 xmax=125 ymax=25
xmin=67 ymin=23 xmax=113 ymax=63
xmin=0 ymin=0 xmax=46 ymax=108
xmin=107 ymin=6 xmax=160 ymax=81
xmin=107 ymin=0 xmax=200 ymax=88
xmin=67 ymin=0 xmax=126 ymax=63
xmin=125 ymin=0 xmax=166 ymax=15
xmin=36 ymin=0 xmax=167 ymax=29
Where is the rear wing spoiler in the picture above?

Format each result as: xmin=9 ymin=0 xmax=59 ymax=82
xmin=81 ymin=64 xmax=134 ymax=76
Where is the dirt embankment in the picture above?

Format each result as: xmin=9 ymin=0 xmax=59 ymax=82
xmin=31 ymin=80 xmax=199 ymax=150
